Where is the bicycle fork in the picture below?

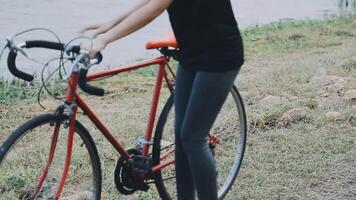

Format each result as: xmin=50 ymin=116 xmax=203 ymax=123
xmin=32 ymin=73 xmax=79 ymax=200
xmin=54 ymin=105 xmax=78 ymax=199
xmin=32 ymin=121 xmax=61 ymax=199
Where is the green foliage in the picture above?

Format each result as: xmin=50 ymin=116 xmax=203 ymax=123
xmin=242 ymin=18 xmax=310 ymax=38
xmin=242 ymin=14 xmax=356 ymax=39
xmin=4 ymin=173 xmax=26 ymax=189
xmin=0 ymin=78 xmax=66 ymax=104
xmin=0 ymin=80 xmax=39 ymax=104
xmin=242 ymin=14 xmax=356 ymax=54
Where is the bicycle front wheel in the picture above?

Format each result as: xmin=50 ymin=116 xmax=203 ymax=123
xmin=0 ymin=113 xmax=101 ymax=200
xmin=152 ymin=85 xmax=247 ymax=199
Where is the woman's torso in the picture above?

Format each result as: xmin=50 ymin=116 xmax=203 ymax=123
xmin=167 ymin=0 xmax=244 ymax=72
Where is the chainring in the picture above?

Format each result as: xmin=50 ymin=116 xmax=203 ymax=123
xmin=114 ymin=149 xmax=140 ymax=195
xmin=114 ymin=148 xmax=151 ymax=195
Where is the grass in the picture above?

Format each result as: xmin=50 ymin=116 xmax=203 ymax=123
xmin=0 ymin=80 xmax=39 ymax=104
xmin=242 ymin=14 xmax=356 ymax=55
xmin=0 ymin=77 xmax=67 ymax=105
xmin=1 ymin=14 xmax=356 ymax=199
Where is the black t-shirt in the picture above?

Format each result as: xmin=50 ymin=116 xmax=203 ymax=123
xmin=167 ymin=0 xmax=244 ymax=72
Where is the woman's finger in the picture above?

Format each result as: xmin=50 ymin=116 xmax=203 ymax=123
xmin=92 ymin=29 xmax=105 ymax=38
xmin=80 ymin=41 xmax=91 ymax=52
xmin=79 ymin=24 xmax=99 ymax=34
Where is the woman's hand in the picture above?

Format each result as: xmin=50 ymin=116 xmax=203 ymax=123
xmin=79 ymin=21 xmax=115 ymax=38
xmin=81 ymin=35 xmax=110 ymax=58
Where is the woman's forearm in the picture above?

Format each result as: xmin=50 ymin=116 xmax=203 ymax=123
xmin=101 ymin=0 xmax=173 ymax=44
xmin=109 ymin=0 xmax=150 ymax=27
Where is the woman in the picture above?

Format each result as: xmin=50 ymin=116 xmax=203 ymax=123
xmin=80 ymin=0 xmax=244 ymax=199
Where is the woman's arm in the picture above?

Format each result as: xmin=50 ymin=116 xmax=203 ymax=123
xmin=85 ymin=0 xmax=173 ymax=57
xmin=80 ymin=0 xmax=150 ymax=36
xmin=110 ymin=0 xmax=152 ymax=26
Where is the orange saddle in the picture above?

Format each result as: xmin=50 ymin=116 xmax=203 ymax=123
xmin=145 ymin=32 xmax=178 ymax=49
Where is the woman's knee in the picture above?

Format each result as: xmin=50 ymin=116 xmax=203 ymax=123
xmin=179 ymin=128 xmax=207 ymax=152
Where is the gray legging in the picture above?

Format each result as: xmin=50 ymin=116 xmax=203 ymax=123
xmin=174 ymin=64 xmax=240 ymax=200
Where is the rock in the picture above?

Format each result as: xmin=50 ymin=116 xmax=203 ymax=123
xmin=317 ymin=93 xmax=340 ymax=108
xmin=310 ymin=74 xmax=355 ymax=96
xmin=325 ymin=112 xmax=343 ymax=121
xmin=344 ymin=90 xmax=356 ymax=102
xmin=257 ymin=95 xmax=288 ymax=108
xmin=277 ymin=107 xmax=311 ymax=126
xmin=310 ymin=75 xmax=339 ymax=88
xmin=326 ymin=82 xmax=345 ymax=93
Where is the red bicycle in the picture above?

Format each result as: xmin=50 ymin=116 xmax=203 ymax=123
xmin=0 ymin=32 xmax=246 ymax=199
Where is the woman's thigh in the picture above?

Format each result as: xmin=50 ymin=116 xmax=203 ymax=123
xmin=174 ymin=64 xmax=196 ymax=135
xmin=179 ymin=67 xmax=240 ymax=144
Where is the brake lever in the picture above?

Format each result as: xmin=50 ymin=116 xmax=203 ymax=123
xmin=0 ymin=37 xmax=14 ymax=59
xmin=64 ymin=51 xmax=90 ymax=80
xmin=64 ymin=43 xmax=99 ymax=65
xmin=0 ymin=41 xmax=8 ymax=60
xmin=5 ymin=37 xmax=13 ymax=48
xmin=5 ymin=37 xmax=29 ymax=58
xmin=64 ymin=44 xmax=76 ymax=56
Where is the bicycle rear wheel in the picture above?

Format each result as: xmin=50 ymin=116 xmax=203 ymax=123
xmin=152 ymin=85 xmax=247 ymax=199
xmin=0 ymin=113 xmax=101 ymax=200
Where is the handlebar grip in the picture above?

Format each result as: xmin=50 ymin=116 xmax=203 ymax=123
xmin=25 ymin=40 xmax=81 ymax=53
xmin=26 ymin=40 xmax=64 ymax=51
xmin=25 ymin=40 xmax=103 ymax=63
xmin=7 ymin=49 xmax=34 ymax=82
xmin=78 ymin=68 xmax=105 ymax=96
xmin=25 ymin=40 xmax=103 ymax=64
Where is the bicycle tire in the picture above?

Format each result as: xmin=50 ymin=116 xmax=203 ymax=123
xmin=0 ymin=113 xmax=102 ymax=199
xmin=152 ymin=85 xmax=247 ymax=200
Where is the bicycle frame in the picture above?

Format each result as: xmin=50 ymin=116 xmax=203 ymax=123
xmin=38 ymin=55 xmax=177 ymax=199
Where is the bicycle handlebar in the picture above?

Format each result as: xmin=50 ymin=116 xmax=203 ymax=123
xmin=26 ymin=40 xmax=80 ymax=52
xmin=7 ymin=40 xmax=102 ymax=80
xmin=7 ymin=50 xmax=34 ymax=81
xmin=7 ymin=39 xmax=105 ymax=96
xmin=78 ymin=68 xmax=105 ymax=96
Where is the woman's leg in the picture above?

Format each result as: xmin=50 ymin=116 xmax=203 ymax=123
xmin=179 ymin=67 xmax=240 ymax=200
xmin=174 ymin=64 xmax=197 ymax=200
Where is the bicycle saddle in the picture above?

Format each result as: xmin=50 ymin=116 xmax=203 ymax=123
xmin=145 ymin=32 xmax=178 ymax=49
